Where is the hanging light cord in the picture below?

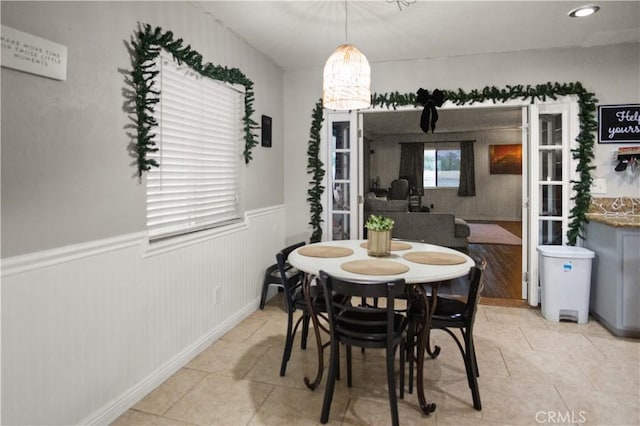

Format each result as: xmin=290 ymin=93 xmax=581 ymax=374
xmin=344 ymin=0 xmax=348 ymax=43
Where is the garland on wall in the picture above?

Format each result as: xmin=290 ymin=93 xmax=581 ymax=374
xmin=131 ymin=24 xmax=259 ymax=176
xmin=307 ymin=82 xmax=598 ymax=245
xmin=307 ymin=100 xmax=326 ymax=243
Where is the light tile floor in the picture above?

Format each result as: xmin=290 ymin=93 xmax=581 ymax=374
xmin=113 ymin=296 xmax=639 ymax=426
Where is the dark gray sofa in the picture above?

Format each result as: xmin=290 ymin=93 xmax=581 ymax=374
xmin=364 ymin=198 xmax=470 ymax=250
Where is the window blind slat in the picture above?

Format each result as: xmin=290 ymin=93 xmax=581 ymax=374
xmin=147 ymin=51 xmax=244 ymax=240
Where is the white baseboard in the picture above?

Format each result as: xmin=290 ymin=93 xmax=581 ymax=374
xmin=83 ymin=299 xmax=259 ymax=426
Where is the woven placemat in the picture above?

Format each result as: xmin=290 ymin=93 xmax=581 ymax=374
xmin=341 ymin=259 xmax=409 ymax=275
xmin=298 ymin=246 xmax=354 ymax=258
xmin=359 ymin=241 xmax=413 ymax=251
xmin=403 ymin=251 xmax=466 ymax=265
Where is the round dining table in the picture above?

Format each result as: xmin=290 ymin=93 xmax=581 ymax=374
xmin=288 ymin=239 xmax=475 ymax=415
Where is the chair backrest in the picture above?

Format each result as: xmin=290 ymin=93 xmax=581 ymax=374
xmin=319 ymin=271 xmax=406 ymax=346
xmin=388 ymin=179 xmax=409 ymax=200
xmin=464 ymin=265 xmax=484 ymax=323
xmin=276 ymin=241 xmax=306 ymax=311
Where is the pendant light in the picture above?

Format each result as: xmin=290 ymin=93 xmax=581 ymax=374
xmin=322 ymin=0 xmax=371 ymax=110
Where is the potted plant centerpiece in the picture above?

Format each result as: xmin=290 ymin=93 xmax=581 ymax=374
xmin=365 ymin=214 xmax=394 ymax=257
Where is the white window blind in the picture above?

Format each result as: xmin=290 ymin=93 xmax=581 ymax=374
xmin=146 ymin=51 xmax=245 ymax=240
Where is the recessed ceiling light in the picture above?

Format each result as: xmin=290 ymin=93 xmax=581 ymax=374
xmin=568 ymin=5 xmax=600 ymax=18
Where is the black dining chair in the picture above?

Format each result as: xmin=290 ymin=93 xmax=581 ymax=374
xmin=318 ymin=271 xmax=408 ymax=426
xmin=259 ymin=263 xmax=284 ymax=310
xmin=426 ymin=263 xmax=485 ymax=411
xmin=276 ymin=241 xmax=331 ymax=377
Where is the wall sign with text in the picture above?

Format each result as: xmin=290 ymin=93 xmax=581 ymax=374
xmin=1 ymin=25 xmax=67 ymax=81
xmin=598 ymin=104 xmax=640 ymax=143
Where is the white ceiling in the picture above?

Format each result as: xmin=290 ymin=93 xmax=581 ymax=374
xmin=198 ymin=0 xmax=640 ymax=72
xmin=197 ymin=1 xmax=638 ymax=135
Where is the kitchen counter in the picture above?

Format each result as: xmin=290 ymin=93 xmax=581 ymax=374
xmin=586 ymin=213 xmax=640 ymax=228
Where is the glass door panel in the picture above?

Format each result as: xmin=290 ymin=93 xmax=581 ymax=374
xmin=333 ymin=152 xmax=350 ymax=180
xmin=332 ymin=182 xmax=350 ymax=211
xmin=539 ymin=149 xmax=563 ymax=181
xmin=539 ymin=220 xmax=563 ymax=245
xmin=539 ymin=184 xmax=563 ymax=217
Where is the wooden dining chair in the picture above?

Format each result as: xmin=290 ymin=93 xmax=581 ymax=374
xmin=318 ymin=271 xmax=408 ymax=426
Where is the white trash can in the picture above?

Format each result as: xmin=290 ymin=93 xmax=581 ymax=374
xmin=537 ymin=245 xmax=595 ymax=324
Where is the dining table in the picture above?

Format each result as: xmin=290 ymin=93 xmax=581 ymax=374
xmin=288 ymin=238 xmax=475 ymax=415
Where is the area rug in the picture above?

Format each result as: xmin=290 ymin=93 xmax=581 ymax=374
xmin=468 ymin=223 xmax=522 ymax=245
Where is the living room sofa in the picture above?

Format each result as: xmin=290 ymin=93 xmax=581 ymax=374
xmin=364 ymin=198 xmax=470 ymax=250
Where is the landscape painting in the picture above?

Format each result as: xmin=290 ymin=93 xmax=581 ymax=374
xmin=489 ymin=144 xmax=522 ymax=174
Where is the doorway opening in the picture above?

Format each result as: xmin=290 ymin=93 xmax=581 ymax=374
xmin=361 ymin=106 xmax=524 ymax=302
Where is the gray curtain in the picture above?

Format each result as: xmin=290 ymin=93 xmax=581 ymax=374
xmin=458 ymin=140 xmax=476 ymax=196
xmin=399 ymin=143 xmax=424 ymax=195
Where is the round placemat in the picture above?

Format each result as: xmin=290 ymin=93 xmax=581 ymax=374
xmin=360 ymin=241 xmax=413 ymax=251
xmin=298 ymin=246 xmax=354 ymax=258
xmin=403 ymin=251 xmax=467 ymax=265
xmin=341 ymin=259 xmax=409 ymax=275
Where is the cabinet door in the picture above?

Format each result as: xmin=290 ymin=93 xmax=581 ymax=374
xmin=621 ymin=232 xmax=640 ymax=328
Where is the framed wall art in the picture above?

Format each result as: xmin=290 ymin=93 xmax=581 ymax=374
xmin=489 ymin=144 xmax=522 ymax=174
xmin=261 ymin=115 xmax=272 ymax=147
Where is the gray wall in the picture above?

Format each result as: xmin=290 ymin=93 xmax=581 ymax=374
xmin=1 ymin=1 xmax=285 ymax=257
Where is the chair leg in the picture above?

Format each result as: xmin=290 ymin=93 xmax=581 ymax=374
xmin=464 ymin=331 xmax=482 ymax=410
xmin=320 ymin=338 xmax=340 ymax=424
xmin=346 ymin=345 xmax=353 ymax=387
xmin=399 ymin=340 xmax=405 ymax=400
xmin=280 ymin=313 xmax=303 ymax=376
xmin=259 ymin=273 xmax=272 ymax=310
xmin=386 ymin=345 xmax=400 ymax=426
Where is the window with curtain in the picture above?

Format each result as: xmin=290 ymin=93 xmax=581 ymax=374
xmin=146 ymin=51 xmax=245 ymax=240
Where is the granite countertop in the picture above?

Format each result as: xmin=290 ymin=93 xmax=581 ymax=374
xmin=586 ymin=213 xmax=640 ymax=229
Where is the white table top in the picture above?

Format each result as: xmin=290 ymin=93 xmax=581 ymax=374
xmin=288 ymin=239 xmax=474 ymax=284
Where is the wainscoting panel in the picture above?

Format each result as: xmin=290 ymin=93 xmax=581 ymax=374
xmin=1 ymin=206 xmax=286 ymax=425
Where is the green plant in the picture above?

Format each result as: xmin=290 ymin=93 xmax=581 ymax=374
xmin=365 ymin=215 xmax=395 ymax=232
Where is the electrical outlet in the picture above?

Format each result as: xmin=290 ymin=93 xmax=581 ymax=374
xmin=591 ymin=178 xmax=607 ymax=194
xmin=214 ymin=286 xmax=222 ymax=305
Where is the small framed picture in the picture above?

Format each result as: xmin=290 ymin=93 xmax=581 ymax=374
xmin=261 ymin=115 xmax=272 ymax=147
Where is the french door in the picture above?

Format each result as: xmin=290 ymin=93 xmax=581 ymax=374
xmin=525 ymin=100 xmax=579 ymax=305
xmin=325 ymin=112 xmax=360 ymax=241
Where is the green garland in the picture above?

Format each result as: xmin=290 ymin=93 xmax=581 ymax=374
xmin=308 ymin=82 xmax=597 ymax=245
xmin=307 ymin=100 xmax=325 ymax=243
xmin=131 ymin=24 xmax=259 ymax=176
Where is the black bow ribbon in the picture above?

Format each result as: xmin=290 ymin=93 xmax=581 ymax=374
xmin=416 ymin=88 xmax=444 ymax=133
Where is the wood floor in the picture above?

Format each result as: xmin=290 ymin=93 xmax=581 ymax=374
xmin=440 ymin=221 xmax=525 ymax=306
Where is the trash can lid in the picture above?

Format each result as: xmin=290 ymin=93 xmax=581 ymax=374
xmin=536 ymin=245 xmax=595 ymax=259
